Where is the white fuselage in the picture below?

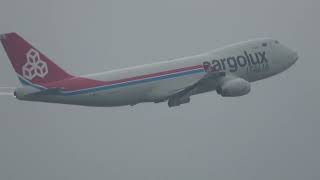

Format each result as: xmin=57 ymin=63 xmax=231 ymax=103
xmin=18 ymin=38 xmax=298 ymax=106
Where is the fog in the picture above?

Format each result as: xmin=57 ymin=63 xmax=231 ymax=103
xmin=0 ymin=0 xmax=319 ymax=179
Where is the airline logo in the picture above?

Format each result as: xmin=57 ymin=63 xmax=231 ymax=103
xmin=22 ymin=49 xmax=48 ymax=80
xmin=203 ymin=51 xmax=270 ymax=73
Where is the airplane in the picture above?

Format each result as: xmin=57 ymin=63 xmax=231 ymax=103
xmin=0 ymin=33 xmax=298 ymax=107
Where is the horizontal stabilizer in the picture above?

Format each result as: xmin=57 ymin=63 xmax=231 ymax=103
xmin=26 ymin=88 xmax=62 ymax=96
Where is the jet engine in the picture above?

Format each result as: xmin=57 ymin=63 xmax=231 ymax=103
xmin=216 ymin=77 xmax=251 ymax=97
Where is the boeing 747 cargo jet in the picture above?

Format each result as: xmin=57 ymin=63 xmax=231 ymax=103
xmin=0 ymin=33 xmax=298 ymax=107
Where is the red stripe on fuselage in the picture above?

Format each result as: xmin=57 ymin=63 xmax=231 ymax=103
xmin=43 ymin=65 xmax=204 ymax=91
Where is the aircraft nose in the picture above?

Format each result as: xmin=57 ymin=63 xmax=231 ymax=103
xmin=272 ymin=41 xmax=298 ymax=72
xmin=293 ymin=51 xmax=299 ymax=63
xmin=283 ymin=44 xmax=299 ymax=66
xmin=289 ymin=49 xmax=299 ymax=65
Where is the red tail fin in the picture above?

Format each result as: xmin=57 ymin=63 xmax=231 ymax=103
xmin=0 ymin=33 xmax=73 ymax=86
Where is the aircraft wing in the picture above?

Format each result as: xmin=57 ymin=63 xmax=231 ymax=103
xmin=168 ymin=71 xmax=226 ymax=107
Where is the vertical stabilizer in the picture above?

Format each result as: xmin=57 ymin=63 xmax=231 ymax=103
xmin=0 ymin=33 xmax=73 ymax=87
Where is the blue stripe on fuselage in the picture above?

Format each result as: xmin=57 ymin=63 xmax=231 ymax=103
xmin=18 ymin=68 xmax=205 ymax=96
xmin=61 ymin=68 xmax=205 ymax=96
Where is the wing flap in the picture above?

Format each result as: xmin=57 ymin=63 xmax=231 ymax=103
xmin=168 ymin=71 xmax=226 ymax=107
xmin=26 ymin=88 xmax=62 ymax=96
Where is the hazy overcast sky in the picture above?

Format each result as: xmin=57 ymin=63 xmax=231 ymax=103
xmin=0 ymin=0 xmax=319 ymax=180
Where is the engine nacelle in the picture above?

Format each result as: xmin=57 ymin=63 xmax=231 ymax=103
xmin=168 ymin=97 xmax=190 ymax=107
xmin=218 ymin=78 xmax=251 ymax=97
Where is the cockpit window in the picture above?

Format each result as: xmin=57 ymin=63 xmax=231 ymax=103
xmin=262 ymin=43 xmax=267 ymax=47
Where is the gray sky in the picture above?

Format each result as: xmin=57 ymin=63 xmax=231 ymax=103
xmin=0 ymin=0 xmax=319 ymax=179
